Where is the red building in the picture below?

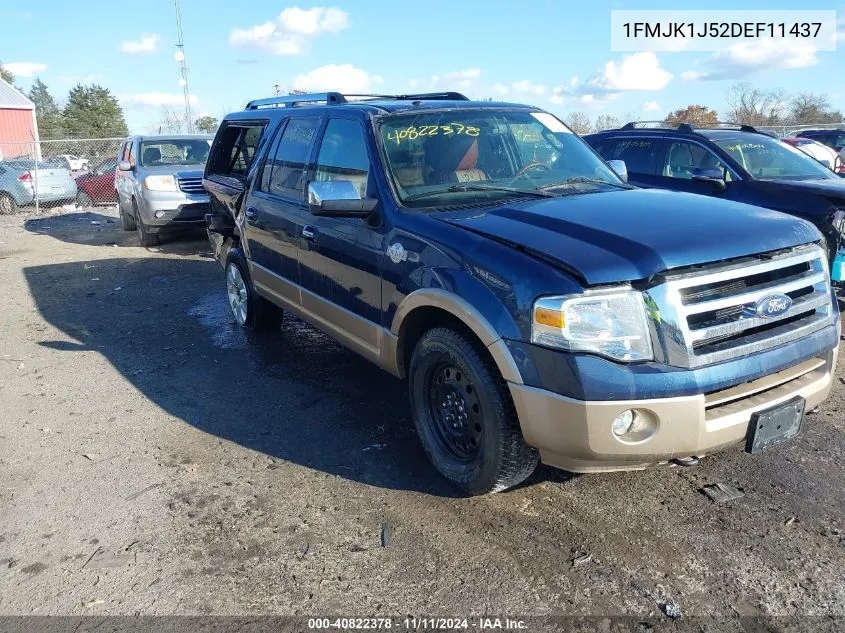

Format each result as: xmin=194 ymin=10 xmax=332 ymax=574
xmin=0 ymin=77 xmax=40 ymax=161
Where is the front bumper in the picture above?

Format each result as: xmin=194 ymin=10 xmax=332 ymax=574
xmin=510 ymin=346 xmax=839 ymax=473
xmin=137 ymin=190 xmax=210 ymax=228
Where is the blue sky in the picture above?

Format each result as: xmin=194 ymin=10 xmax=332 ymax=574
xmin=2 ymin=0 xmax=843 ymax=133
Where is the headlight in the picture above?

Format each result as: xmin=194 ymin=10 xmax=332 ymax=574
xmin=144 ymin=175 xmax=177 ymax=192
xmin=531 ymin=288 xmax=654 ymax=362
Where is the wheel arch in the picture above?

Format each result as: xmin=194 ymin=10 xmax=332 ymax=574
xmin=390 ymin=288 xmax=523 ymax=385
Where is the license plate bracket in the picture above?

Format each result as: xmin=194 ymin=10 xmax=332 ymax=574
xmin=746 ymin=397 xmax=805 ymax=454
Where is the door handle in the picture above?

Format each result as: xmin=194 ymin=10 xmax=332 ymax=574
xmin=302 ymin=226 xmax=317 ymax=240
xmin=244 ymin=207 xmax=257 ymax=222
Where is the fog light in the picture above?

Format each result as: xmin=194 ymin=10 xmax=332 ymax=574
xmin=154 ymin=211 xmax=166 ymax=219
xmin=612 ymin=409 xmax=635 ymax=436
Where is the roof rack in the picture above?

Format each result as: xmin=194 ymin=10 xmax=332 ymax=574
xmin=620 ymin=120 xmax=762 ymax=133
xmin=245 ymin=91 xmax=470 ymax=110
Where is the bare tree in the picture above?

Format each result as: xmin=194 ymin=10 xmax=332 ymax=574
xmin=564 ymin=111 xmax=591 ymax=134
xmin=725 ymin=83 xmax=788 ymax=125
xmin=157 ymin=107 xmax=186 ymax=134
xmin=592 ymin=114 xmax=621 ymax=132
xmin=665 ymin=105 xmax=719 ymax=127
xmin=789 ymin=93 xmax=842 ymax=125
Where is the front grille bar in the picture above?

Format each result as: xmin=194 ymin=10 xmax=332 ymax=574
xmin=645 ymin=244 xmax=834 ymax=368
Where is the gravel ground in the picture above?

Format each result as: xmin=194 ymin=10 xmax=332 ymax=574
xmin=0 ymin=208 xmax=844 ymax=628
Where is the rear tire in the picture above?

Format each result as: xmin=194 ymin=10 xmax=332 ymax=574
xmin=0 ymin=192 xmax=18 ymax=215
xmin=225 ymin=248 xmax=281 ymax=332
xmin=76 ymin=190 xmax=93 ymax=208
xmin=133 ymin=199 xmax=158 ymax=247
xmin=409 ymin=327 xmax=538 ymax=495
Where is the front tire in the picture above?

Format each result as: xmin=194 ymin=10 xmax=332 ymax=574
xmin=133 ymin=199 xmax=158 ymax=247
xmin=409 ymin=327 xmax=538 ymax=495
xmin=225 ymin=248 xmax=281 ymax=332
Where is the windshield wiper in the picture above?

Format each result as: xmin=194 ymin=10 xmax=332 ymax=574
xmin=540 ymin=177 xmax=631 ymax=190
xmin=404 ymin=183 xmax=556 ymax=203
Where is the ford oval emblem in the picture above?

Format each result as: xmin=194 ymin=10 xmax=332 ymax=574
xmin=755 ymin=294 xmax=792 ymax=319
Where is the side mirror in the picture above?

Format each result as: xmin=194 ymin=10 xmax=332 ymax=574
xmin=118 ymin=161 xmax=132 ymax=172
xmin=307 ymin=180 xmax=377 ymax=218
xmin=691 ymin=167 xmax=727 ymax=192
xmin=606 ymin=159 xmax=628 ymax=183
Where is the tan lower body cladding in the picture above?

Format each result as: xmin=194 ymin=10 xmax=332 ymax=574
xmin=509 ymin=348 xmax=839 ymax=473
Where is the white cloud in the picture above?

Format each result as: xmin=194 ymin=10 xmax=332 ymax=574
xmin=681 ymin=38 xmax=819 ymax=81
xmin=230 ymin=7 xmax=349 ymax=55
xmin=1 ymin=62 xmax=47 ymax=77
xmin=120 ymin=34 xmax=160 ymax=54
xmin=491 ymin=83 xmax=510 ymax=97
xmin=587 ymin=52 xmax=672 ymax=92
xmin=121 ymin=92 xmax=200 ymax=108
xmin=427 ymin=67 xmax=482 ymax=92
xmin=291 ymin=64 xmax=382 ymax=94
xmin=643 ymin=100 xmax=660 ymax=112
xmin=511 ymin=80 xmax=547 ymax=96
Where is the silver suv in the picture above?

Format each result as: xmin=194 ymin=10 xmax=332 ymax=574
xmin=115 ymin=134 xmax=213 ymax=246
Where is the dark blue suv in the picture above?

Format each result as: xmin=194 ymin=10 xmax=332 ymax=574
xmin=204 ymin=93 xmax=840 ymax=495
xmin=584 ymin=123 xmax=845 ymax=282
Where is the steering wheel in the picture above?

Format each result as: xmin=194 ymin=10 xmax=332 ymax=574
xmin=513 ymin=161 xmax=551 ymax=178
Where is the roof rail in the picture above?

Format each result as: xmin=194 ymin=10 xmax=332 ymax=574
xmin=244 ymin=91 xmax=471 ymax=110
xmin=245 ymin=92 xmax=347 ymax=110
xmin=621 ymin=120 xmax=766 ymax=134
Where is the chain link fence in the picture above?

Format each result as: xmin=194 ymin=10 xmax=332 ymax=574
xmin=0 ymin=137 xmax=123 ymax=215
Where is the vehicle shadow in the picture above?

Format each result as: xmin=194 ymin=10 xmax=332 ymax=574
xmin=23 ymin=210 xmax=212 ymax=258
xmin=23 ymin=256 xmax=464 ymax=497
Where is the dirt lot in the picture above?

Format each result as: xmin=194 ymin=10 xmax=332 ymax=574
xmin=1 ymin=208 xmax=844 ymax=628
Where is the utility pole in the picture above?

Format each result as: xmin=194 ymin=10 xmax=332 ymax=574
xmin=273 ymin=84 xmax=281 ymax=96
xmin=174 ymin=0 xmax=193 ymax=133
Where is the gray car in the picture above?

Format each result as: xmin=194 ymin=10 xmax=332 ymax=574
xmin=0 ymin=160 xmax=77 ymax=214
xmin=115 ymin=134 xmax=213 ymax=246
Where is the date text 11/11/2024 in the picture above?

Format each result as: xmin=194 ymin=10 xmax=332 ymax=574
xmin=308 ymin=617 xmax=528 ymax=630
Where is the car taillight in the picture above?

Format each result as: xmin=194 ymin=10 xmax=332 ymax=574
xmin=18 ymin=172 xmax=32 ymax=182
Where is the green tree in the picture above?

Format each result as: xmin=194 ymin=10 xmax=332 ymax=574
xmin=0 ymin=61 xmax=14 ymax=85
xmin=194 ymin=115 xmax=219 ymax=133
xmin=28 ymin=78 xmax=64 ymax=139
xmin=62 ymin=84 xmax=128 ymax=139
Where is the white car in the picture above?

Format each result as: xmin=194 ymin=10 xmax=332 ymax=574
xmin=782 ymin=137 xmax=840 ymax=172
xmin=48 ymin=154 xmax=89 ymax=171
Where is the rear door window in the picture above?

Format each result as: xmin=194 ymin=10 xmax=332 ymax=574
xmin=264 ymin=117 xmax=321 ymax=199
xmin=207 ymin=123 xmax=267 ymax=182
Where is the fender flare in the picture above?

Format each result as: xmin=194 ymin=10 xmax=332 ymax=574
xmin=390 ymin=288 xmax=523 ymax=384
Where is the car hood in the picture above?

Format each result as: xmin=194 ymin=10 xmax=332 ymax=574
xmin=437 ymin=189 xmax=820 ymax=285
xmin=760 ymin=177 xmax=845 ymax=202
xmin=140 ymin=165 xmax=205 ymax=179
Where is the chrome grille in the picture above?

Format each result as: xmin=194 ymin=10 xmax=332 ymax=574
xmin=178 ymin=177 xmax=205 ymax=194
xmin=645 ymin=244 xmax=833 ymax=368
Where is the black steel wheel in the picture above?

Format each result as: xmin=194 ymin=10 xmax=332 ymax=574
xmin=409 ymin=327 xmax=538 ymax=495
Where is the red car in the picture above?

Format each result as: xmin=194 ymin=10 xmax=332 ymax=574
xmin=75 ymin=158 xmax=118 ymax=206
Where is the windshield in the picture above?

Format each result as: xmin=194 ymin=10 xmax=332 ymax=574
xmin=713 ymin=136 xmax=836 ymax=181
xmin=377 ymin=109 xmax=623 ymax=207
xmin=140 ymin=139 xmax=211 ymax=167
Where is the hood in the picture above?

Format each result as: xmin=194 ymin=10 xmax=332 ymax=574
xmin=761 ymin=177 xmax=845 ymax=202
xmin=438 ymin=189 xmax=820 ymax=285
xmin=140 ymin=165 xmax=205 ymax=179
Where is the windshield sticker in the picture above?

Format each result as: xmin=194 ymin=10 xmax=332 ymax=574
xmin=530 ymin=112 xmax=571 ymax=134
xmin=724 ymin=143 xmax=765 ymax=151
xmin=385 ymin=124 xmax=480 ymax=145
